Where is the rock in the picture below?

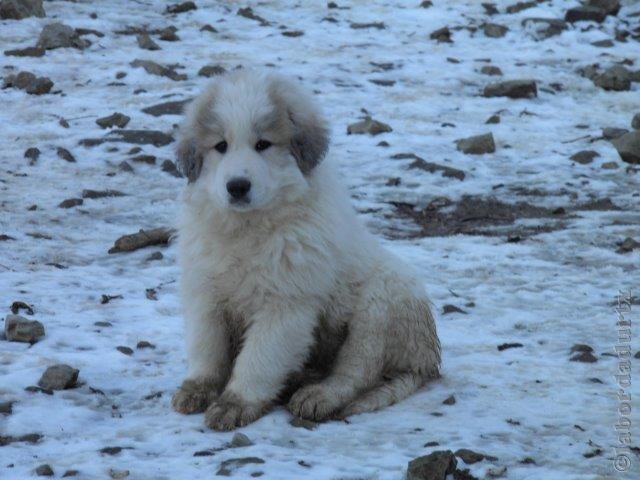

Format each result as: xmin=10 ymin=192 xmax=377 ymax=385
xmin=429 ymin=26 xmax=452 ymax=43
xmin=96 ymin=112 xmax=130 ymax=129
xmin=130 ymin=59 xmax=186 ymax=81
xmin=82 ymin=189 xmax=125 ymax=199
xmin=200 ymin=24 xmax=217 ymax=33
xmin=570 ymin=150 xmax=599 ymax=164
xmin=81 ymin=130 xmax=174 ymax=147
xmin=58 ymin=198 xmax=83 ymax=208
xmin=156 ymin=26 xmax=179 ymax=41
xmin=565 ymin=7 xmax=607 ymax=23
xmin=456 ymin=133 xmax=495 ymax=154
xmin=505 ymin=1 xmax=536 ymax=14
xmin=38 ymin=364 xmax=79 ymax=390
xmin=591 ymin=39 xmax=614 ymax=48
xmin=117 ymin=346 xmax=134 ymax=355
xmin=612 ymin=131 xmax=640 ymax=164
xmin=455 ymin=449 xmax=497 ymax=465
xmin=216 ymin=457 xmax=265 ymax=476
xmin=4 ymin=314 xmax=45 ymax=343
xmin=109 ymin=469 xmax=129 ymax=479
xmin=198 ymin=64 xmax=226 ymax=77
xmin=442 ymin=304 xmax=467 ymax=314
xmin=483 ymin=80 xmax=537 ymax=99
xmin=0 ymin=400 xmax=14 ymax=414
xmin=480 ymin=65 xmax=502 ymax=76
xmin=131 ymin=154 xmax=156 ymax=164
xmin=585 ymin=0 xmax=620 ymax=15
xmin=601 ymin=161 xmax=618 ymax=169
xmin=62 ymin=470 xmax=79 ymax=477
xmin=24 ymin=147 xmax=40 ymax=165
xmin=616 ymin=237 xmax=640 ymax=254
xmin=282 ymin=30 xmax=304 ymax=37
xmin=484 ymin=23 xmax=508 ymax=38
xmin=442 ymin=395 xmax=456 ymax=405
xmin=521 ymin=18 xmax=567 ymax=39
xmin=602 ymin=127 xmax=628 ymax=140
xmin=570 ymin=351 xmax=598 ymax=362
xmin=497 ymin=342 xmax=523 ymax=351
xmin=631 ymin=113 xmax=640 ymax=130
xmin=136 ymin=33 xmax=160 ymax=50
xmin=136 ymin=340 xmax=156 ymax=349
xmin=100 ymin=446 xmax=125 ymax=455
xmin=347 ymin=116 xmax=392 ymax=135
xmin=237 ymin=7 xmax=270 ymax=26
xmin=407 ymin=450 xmax=457 ymax=480
xmin=486 ymin=466 xmax=507 ymax=478
xmin=36 ymin=464 xmax=54 ymax=476
xmin=0 ymin=0 xmax=45 ymax=19
xmin=166 ymin=1 xmax=196 ymax=14
xmin=594 ymin=66 xmax=631 ymax=91
xmin=4 ymin=46 xmax=45 ymax=57
xmin=37 ymin=22 xmax=88 ymax=50
xmin=108 ymin=227 xmax=175 ymax=254
xmin=2 ymin=71 xmax=53 ymax=94
xmin=393 ymin=153 xmax=466 ymax=180
xmin=230 ymin=433 xmax=254 ymax=448
xmin=141 ymin=100 xmax=189 ymax=116
xmin=486 ymin=114 xmax=500 ymax=124
xmin=482 ymin=3 xmax=499 ymax=15
xmin=350 ymin=22 xmax=386 ymax=30
xmin=56 ymin=147 xmax=75 ymax=162
xmin=161 ymin=159 xmax=182 ymax=177
xmin=119 ymin=161 xmax=134 ymax=172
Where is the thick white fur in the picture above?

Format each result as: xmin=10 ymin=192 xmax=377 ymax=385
xmin=171 ymin=70 xmax=441 ymax=430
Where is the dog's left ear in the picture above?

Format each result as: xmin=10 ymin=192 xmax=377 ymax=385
xmin=176 ymin=136 xmax=203 ymax=183
xmin=271 ymin=78 xmax=329 ymax=174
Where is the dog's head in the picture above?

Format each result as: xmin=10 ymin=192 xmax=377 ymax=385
xmin=176 ymin=69 xmax=329 ymax=211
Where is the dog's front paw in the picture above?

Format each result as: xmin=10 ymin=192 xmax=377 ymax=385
xmin=287 ymin=384 xmax=343 ymax=421
xmin=172 ymin=378 xmax=219 ymax=414
xmin=204 ymin=391 xmax=268 ymax=431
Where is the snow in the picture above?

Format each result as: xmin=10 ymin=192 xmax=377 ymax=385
xmin=1 ymin=0 xmax=639 ymax=479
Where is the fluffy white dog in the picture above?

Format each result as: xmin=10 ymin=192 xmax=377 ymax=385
xmin=171 ymin=69 xmax=441 ymax=430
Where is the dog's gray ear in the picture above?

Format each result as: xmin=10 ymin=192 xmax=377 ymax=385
xmin=176 ymin=137 xmax=203 ymax=183
xmin=270 ymin=78 xmax=329 ymax=174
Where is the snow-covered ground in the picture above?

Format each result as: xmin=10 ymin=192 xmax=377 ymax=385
xmin=1 ymin=0 xmax=639 ymax=479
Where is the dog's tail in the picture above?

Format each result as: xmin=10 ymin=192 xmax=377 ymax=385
xmin=339 ymin=371 xmax=426 ymax=418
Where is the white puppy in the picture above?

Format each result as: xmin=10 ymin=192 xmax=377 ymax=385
xmin=171 ymin=69 xmax=441 ymax=431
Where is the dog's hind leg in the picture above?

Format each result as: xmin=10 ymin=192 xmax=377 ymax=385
xmin=339 ymin=371 xmax=424 ymax=418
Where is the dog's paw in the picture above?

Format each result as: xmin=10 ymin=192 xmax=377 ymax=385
xmin=287 ymin=384 xmax=343 ymax=421
xmin=171 ymin=379 xmax=218 ymax=414
xmin=204 ymin=391 xmax=268 ymax=431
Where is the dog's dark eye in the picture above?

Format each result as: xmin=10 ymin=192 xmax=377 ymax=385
xmin=214 ymin=140 xmax=227 ymax=154
xmin=255 ymin=139 xmax=272 ymax=152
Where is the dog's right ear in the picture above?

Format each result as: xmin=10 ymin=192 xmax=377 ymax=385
xmin=176 ymin=136 xmax=203 ymax=183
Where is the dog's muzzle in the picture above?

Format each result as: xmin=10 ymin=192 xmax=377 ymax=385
xmin=226 ymin=177 xmax=251 ymax=204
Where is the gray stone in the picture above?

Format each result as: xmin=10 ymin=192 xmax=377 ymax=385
xmin=521 ymin=18 xmax=567 ymax=39
xmin=347 ymin=116 xmax=392 ymax=135
xmin=484 ymin=23 xmax=508 ymax=38
xmin=393 ymin=153 xmax=465 ymax=180
xmin=487 ymin=466 xmax=508 ymax=478
xmin=602 ymin=127 xmax=628 ymax=140
xmin=2 ymin=71 xmax=53 ymax=95
xmin=58 ymin=198 xmax=83 ymax=208
xmin=130 ymin=59 xmax=186 ymax=81
xmin=4 ymin=46 xmax=45 ymax=57
xmin=57 ymin=147 xmax=75 ymax=162
xmin=617 ymin=237 xmax=640 ymax=254
xmin=216 ymin=457 xmax=265 ymax=476
xmin=80 ymin=130 xmax=174 ymax=147
xmin=166 ymin=1 xmax=196 ymax=14
xmin=117 ymin=346 xmax=134 ymax=355
xmin=455 ymin=448 xmax=498 ymax=464
xmin=442 ymin=394 xmax=456 ymax=405
xmin=506 ymin=1 xmax=536 ymax=14
xmin=407 ymin=450 xmax=457 ymax=480
xmin=237 ymin=7 xmax=270 ymax=26
xmin=594 ymin=66 xmax=631 ymax=91
xmin=37 ymin=22 xmax=88 ymax=50
xmin=0 ymin=0 xmax=44 ymax=19
xmin=483 ymin=80 xmax=537 ymax=99
xmin=612 ymin=131 xmax=640 ymax=164
xmin=24 ymin=147 xmax=40 ymax=164
xmin=141 ymin=100 xmax=189 ymax=117
xmin=158 ymin=26 xmax=179 ymax=41
xmin=570 ymin=351 xmax=598 ymax=363
xmin=456 ymin=133 xmax=495 ymax=154
xmin=480 ymin=65 xmax=502 ymax=76
xmin=82 ymin=189 xmax=125 ymax=199
xmin=565 ymin=7 xmax=607 ymax=23
xmin=96 ymin=112 xmax=130 ymax=129
xmin=198 ymin=64 xmax=226 ymax=77
xmin=585 ymin=0 xmax=620 ymax=15
xmin=429 ymin=26 xmax=451 ymax=43
xmin=36 ymin=464 xmax=54 ymax=476
xmin=631 ymin=113 xmax=640 ymax=130
xmin=601 ymin=161 xmax=618 ymax=169
xmin=229 ymin=432 xmax=254 ymax=448
xmin=136 ymin=33 xmax=160 ymax=51
xmin=570 ymin=150 xmax=599 ymax=164
xmin=486 ymin=114 xmax=500 ymax=124
xmin=4 ymin=314 xmax=45 ymax=343
xmin=442 ymin=304 xmax=467 ymax=314
xmin=161 ymin=159 xmax=182 ymax=177
xmin=0 ymin=400 xmax=14 ymax=414
xmin=37 ymin=364 xmax=79 ymax=390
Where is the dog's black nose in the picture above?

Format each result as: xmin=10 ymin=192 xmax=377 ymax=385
xmin=226 ymin=178 xmax=251 ymax=200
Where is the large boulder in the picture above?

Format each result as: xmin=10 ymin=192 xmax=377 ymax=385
xmin=0 ymin=0 xmax=44 ymax=19
xmin=37 ymin=23 xmax=88 ymax=50
xmin=612 ymin=131 xmax=640 ymax=164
